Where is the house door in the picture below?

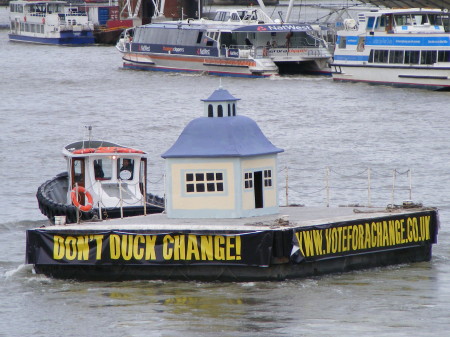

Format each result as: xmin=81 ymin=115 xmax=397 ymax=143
xmin=254 ymin=171 xmax=263 ymax=209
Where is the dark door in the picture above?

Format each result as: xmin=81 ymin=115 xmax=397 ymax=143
xmin=254 ymin=171 xmax=263 ymax=209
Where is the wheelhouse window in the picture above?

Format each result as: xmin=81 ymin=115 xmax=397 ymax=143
xmin=118 ymin=158 xmax=134 ymax=180
xmin=338 ymin=36 xmax=346 ymax=49
xmin=94 ymin=158 xmax=112 ymax=180
xmin=185 ymin=172 xmax=224 ymax=193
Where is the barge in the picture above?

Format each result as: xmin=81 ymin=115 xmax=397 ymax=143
xmin=26 ymin=87 xmax=439 ymax=281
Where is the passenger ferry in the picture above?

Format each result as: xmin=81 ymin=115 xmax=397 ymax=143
xmin=37 ymin=138 xmax=164 ymax=224
xmin=331 ymin=8 xmax=450 ymax=90
xmin=8 ymin=0 xmax=95 ymax=45
xmin=116 ymin=7 xmax=332 ymax=77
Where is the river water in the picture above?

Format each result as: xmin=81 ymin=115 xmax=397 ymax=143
xmin=1 ymin=5 xmax=450 ymax=336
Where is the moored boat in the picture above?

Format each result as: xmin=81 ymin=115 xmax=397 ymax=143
xmin=331 ymin=8 xmax=450 ymax=90
xmin=116 ymin=7 xmax=332 ymax=77
xmin=36 ymin=139 xmax=164 ymax=224
xmin=8 ymin=0 xmax=95 ymax=45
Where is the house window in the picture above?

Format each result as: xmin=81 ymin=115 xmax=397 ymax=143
xmin=218 ymin=105 xmax=223 ymax=117
xmin=244 ymin=172 xmax=253 ymax=189
xmin=185 ymin=172 xmax=224 ymax=193
xmin=264 ymin=170 xmax=272 ymax=187
xmin=208 ymin=104 xmax=213 ymax=117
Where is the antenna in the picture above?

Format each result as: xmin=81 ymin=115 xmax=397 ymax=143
xmin=86 ymin=125 xmax=93 ymax=141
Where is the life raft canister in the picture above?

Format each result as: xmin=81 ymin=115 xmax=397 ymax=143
xmin=71 ymin=186 xmax=93 ymax=212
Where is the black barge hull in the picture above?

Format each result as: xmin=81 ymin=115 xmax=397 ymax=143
xmin=26 ymin=208 xmax=439 ymax=281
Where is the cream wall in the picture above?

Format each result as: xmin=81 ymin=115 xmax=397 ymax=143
xmin=169 ymin=160 xmax=236 ymax=210
xmin=242 ymin=156 xmax=278 ymax=210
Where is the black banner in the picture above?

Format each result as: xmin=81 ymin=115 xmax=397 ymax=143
xmin=26 ymin=230 xmax=274 ymax=267
xmin=290 ymin=210 xmax=439 ymax=263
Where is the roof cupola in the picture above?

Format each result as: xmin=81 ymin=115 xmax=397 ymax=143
xmin=202 ymin=86 xmax=240 ymax=118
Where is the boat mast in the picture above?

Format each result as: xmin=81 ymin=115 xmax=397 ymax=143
xmin=285 ymin=0 xmax=295 ymax=22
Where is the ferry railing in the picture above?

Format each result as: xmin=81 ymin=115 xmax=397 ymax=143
xmin=225 ymin=44 xmax=271 ymax=59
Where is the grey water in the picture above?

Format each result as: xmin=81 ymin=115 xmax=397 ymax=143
xmin=1 ymin=6 xmax=450 ymax=336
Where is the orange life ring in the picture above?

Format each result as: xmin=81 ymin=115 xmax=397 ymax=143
xmin=72 ymin=146 xmax=144 ymax=154
xmin=95 ymin=146 xmax=144 ymax=154
xmin=72 ymin=148 xmax=95 ymax=154
xmin=71 ymin=186 xmax=93 ymax=211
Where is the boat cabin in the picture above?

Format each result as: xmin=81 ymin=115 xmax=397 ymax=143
xmin=352 ymin=9 xmax=449 ymax=34
xmin=63 ymin=141 xmax=148 ymax=210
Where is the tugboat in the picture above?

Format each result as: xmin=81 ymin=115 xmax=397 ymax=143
xmin=37 ymin=138 xmax=164 ymax=224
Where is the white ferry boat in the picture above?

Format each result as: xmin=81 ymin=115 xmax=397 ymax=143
xmin=37 ymin=139 xmax=164 ymax=224
xmin=116 ymin=7 xmax=332 ymax=77
xmin=331 ymin=8 xmax=450 ymax=90
xmin=8 ymin=0 xmax=95 ymax=45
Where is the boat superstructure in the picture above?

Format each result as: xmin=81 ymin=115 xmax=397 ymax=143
xmin=116 ymin=7 xmax=332 ymax=77
xmin=8 ymin=0 xmax=95 ymax=45
xmin=331 ymin=8 xmax=450 ymax=90
xmin=37 ymin=140 xmax=164 ymax=224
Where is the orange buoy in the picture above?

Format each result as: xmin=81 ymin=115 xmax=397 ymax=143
xmin=72 ymin=148 xmax=95 ymax=154
xmin=71 ymin=186 xmax=93 ymax=212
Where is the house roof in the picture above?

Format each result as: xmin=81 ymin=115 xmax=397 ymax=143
xmin=161 ymin=115 xmax=283 ymax=158
xmin=201 ymin=88 xmax=240 ymax=102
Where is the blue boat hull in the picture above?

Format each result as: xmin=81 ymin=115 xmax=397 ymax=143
xmin=9 ymin=33 xmax=95 ymax=45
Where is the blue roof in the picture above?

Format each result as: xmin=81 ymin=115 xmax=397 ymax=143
xmin=162 ymin=116 xmax=283 ymax=158
xmin=201 ymin=88 xmax=240 ymax=102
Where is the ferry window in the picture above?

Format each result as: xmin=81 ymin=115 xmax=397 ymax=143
xmin=366 ymin=17 xmax=375 ymax=29
xmin=218 ymin=105 xmax=223 ymax=117
xmin=338 ymin=36 xmax=346 ymax=49
xmin=118 ymin=158 xmax=134 ymax=180
xmin=208 ymin=104 xmax=213 ymax=117
xmin=394 ymin=15 xmax=413 ymax=26
xmin=405 ymin=50 xmax=420 ymax=64
xmin=368 ymin=50 xmax=374 ymax=63
xmin=94 ymin=159 xmax=111 ymax=180
xmin=221 ymin=32 xmax=232 ymax=47
xmin=421 ymin=50 xmax=437 ymax=65
xmin=231 ymin=13 xmax=240 ymax=21
xmin=264 ymin=170 xmax=272 ymax=187
xmin=389 ymin=50 xmax=404 ymax=64
xmin=414 ymin=15 xmax=426 ymax=25
xmin=373 ymin=50 xmax=389 ymax=63
xmin=438 ymin=50 xmax=450 ymax=62
xmin=196 ymin=32 xmax=203 ymax=44
xmin=185 ymin=172 xmax=224 ymax=193
xmin=244 ymin=172 xmax=253 ymax=189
